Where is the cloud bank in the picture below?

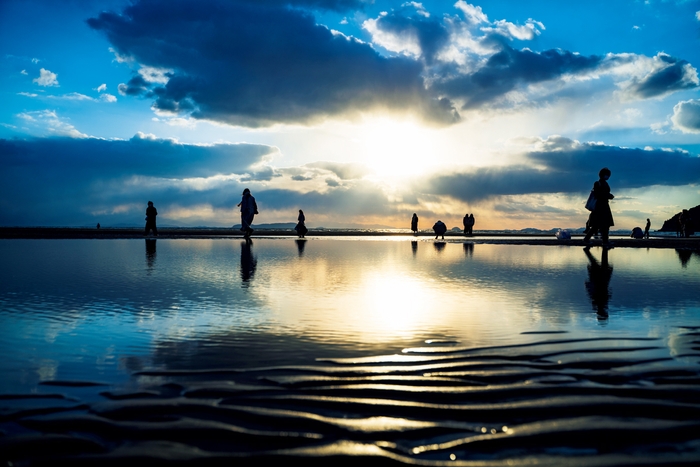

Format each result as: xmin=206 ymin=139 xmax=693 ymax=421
xmin=86 ymin=0 xmax=698 ymax=128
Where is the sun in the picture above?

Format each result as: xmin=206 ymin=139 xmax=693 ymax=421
xmin=357 ymin=118 xmax=444 ymax=181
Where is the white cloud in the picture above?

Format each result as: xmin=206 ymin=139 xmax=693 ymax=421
xmin=47 ymin=92 xmax=94 ymax=101
xmin=454 ymin=1 xmax=488 ymax=24
xmin=100 ymin=93 xmax=117 ymax=103
xmin=340 ymin=17 xmax=348 ymax=25
xmin=138 ymin=66 xmax=172 ymax=84
xmin=696 ymin=11 xmax=700 ymax=21
xmin=20 ymin=69 xmax=28 ymax=75
xmin=96 ymin=83 xmax=107 ymax=92
xmin=33 ymin=68 xmax=58 ymax=87
xmin=109 ymin=47 xmax=132 ymax=63
xmin=17 ymin=92 xmax=38 ymax=97
xmin=15 ymin=110 xmax=87 ymax=138
xmin=484 ymin=18 xmax=545 ymax=41
xmin=31 ymin=58 xmax=39 ymax=64
xmin=671 ymin=99 xmax=700 ymax=133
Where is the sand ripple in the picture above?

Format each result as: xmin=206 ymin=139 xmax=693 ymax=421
xmin=2 ymin=334 xmax=700 ymax=466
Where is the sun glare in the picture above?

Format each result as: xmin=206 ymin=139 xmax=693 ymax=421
xmin=358 ymin=119 xmax=443 ymax=181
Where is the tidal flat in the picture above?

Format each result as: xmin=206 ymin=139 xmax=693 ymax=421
xmin=1 ymin=238 xmax=699 ymax=465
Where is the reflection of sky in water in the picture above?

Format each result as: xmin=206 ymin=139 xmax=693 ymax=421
xmin=1 ymin=238 xmax=699 ymax=393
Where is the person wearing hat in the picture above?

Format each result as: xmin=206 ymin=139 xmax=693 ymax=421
xmin=237 ymin=188 xmax=258 ymax=238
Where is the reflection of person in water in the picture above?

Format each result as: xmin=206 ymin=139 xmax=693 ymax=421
xmin=240 ymin=240 xmax=257 ymax=285
xmin=295 ymin=238 xmax=306 ymax=257
xmin=145 ymin=238 xmax=156 ymax=271
xmin=463 ymin=242 xmax=474 ymax=257
xmin=411 ymin=240 xmax=418 ymax=256
xmin=433 ymin=242 xmax=445 ymax=253
xmin=584 ymin=247 xmax=613 ymax=320
xmin=675 ymin=248 xmax=699 ymax=268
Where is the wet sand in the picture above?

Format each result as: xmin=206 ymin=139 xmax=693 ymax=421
xmin=1 ymin=227 xmax=698 ymax=249
xmin=2 ymin=332 xmax=699 ymax=465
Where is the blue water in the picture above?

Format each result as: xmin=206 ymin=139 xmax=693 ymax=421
xmin=1 ymin=238 xmax=698 ymax=395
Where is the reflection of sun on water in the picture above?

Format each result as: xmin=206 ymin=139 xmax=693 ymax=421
xmin=359 ymin=272 xmax=432 ymax=336
xmin=359 ymin=119 xmax=440 ymax=181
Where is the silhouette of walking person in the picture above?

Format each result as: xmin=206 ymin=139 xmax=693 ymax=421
xmin=433 ymin=220 xmax=447 ymax=239
xmin=295 ymin=209 xmax=308 ymax=238
xmin=584 ymin=247 xmax=613 ymax=321
xmin=237 ymin=188 xmax=258 ymax=238
xmin=644 ymin=218 xmax=651 ymax=239
xmin=582 ymin=167 xmax=615 ymax=248
xmin=411 ymin=213 xmax=419 ymax=235
xmin=144 ymin=201 xmax=158 ymax=236
xmin=240 ymin=240 xmax=257 ymax=286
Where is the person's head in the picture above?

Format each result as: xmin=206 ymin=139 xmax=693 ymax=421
xmin=242 ymin=188 xmax=250 ymax=195
xmin=147 ymin=201 xmax=153 ymax=206
xmin=647 ymin=218 xmax=650 ymax=222
xmin=299 ymin=209 xmax=303 ymax=213
xmin=599 ymin=167 xmax=611 ymax=180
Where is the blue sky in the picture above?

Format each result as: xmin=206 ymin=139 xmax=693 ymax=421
xmin=1 ymin=0 xmax=699 ymax=229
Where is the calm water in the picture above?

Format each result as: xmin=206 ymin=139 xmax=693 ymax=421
xmin=1 ymin=238 xmax=699 ymax=392
xmin=1 ymin=238 xmax=699 ymax=465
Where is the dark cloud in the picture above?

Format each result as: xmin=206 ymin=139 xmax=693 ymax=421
xmin=436 ymin=46 xmax=605 ymax=109
xmin=672 ymin=99 xmax=700 ymax=133
xmin=369 ymin=4 xmax=450 ymax=64
xmin=304 ymin=161 xmax=370 ymax=179
xmin=625 ymin=54 xmax=699 ymax=99
xmin=0 ymin=135 xmax=275 ymax=225
xmin=423 ymin=137 xmax=700 ymax=202
xmin=88 ymin=0 xmax=458 ymax=127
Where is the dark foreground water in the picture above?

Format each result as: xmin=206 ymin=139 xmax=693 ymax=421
xmin=1 ymin=238 xmax=699 ymax=466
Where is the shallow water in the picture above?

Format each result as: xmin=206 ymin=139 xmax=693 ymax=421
xmin=1 ymin=238 xmax=699 ymax=465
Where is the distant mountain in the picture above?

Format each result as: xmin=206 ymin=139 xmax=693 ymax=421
xmin=660 ymin=204 xmax=700 ymax=233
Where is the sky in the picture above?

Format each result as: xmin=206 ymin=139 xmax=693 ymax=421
xmin=1 ymin=0 xmax=700 ymax=229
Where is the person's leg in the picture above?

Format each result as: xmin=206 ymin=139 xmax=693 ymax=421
xmin=601 ymin=227 xmax=610 ymax=245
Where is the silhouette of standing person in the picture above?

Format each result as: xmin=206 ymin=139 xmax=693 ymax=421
xmin=433 ymin=220 xmax=447 ymax=239
xmin=584 ymin=247 xmax=613 ymax=321
xmin=644 ymin=218 xmax=651 ymax=239
xmin=240 ymin=240 xmax=257 ymax=286
xmin=237 ymin=188 xmax=258 ymax=238
xmin=462 ymin=214 xmax=469 ymax=236
xmin=295 ymin=209 xmax=308 ymax=238
xmin=411 ymin=213 xmax=419 ymax=235
xmin=582 ymin=167 xmax=614 ymax=248
xmin=144 ymin=201 xmax=158 ymax=236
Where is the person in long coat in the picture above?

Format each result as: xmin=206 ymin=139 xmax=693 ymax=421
xmin=144 ymin=201 xmax=158 ymax=236
xmin=462 ymin=214 xmax=469 ymax=236
xmin=583 ymin=167 xmax=614 ymax=246
xmin=295 ymin=209 xmax=308 ymax=238
xmin=411 ymin=213 xmax=419 ymax=234
xmin=237 ymin=188 xmax=258 ymax=237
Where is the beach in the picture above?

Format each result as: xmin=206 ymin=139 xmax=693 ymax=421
xmin=1 ymin=237 xmax=699 ymax=465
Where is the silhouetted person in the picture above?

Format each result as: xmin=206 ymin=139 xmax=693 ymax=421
xmin=462 ymin=214 xmax=468 ymax=236
xmin=295 ymin=209 xmax=308 ymax=238
xmin=680 ymin=209 xmax=693 ymax=238
xmin=465 ymin=213 xmax=475 ymax=235
xmin=96 ymin=223 xmax=100 ymax=230
xmin=411 ymin=213 xmax=418 ymax=234
xmin=295 ymin=238 xmax=306 ymax=256
xmin=630 ymin=227 xmax=644 ymax=239
xmin=144 ymin=201 xmax=158 ymax=236
xmin=463 ymin=242 xmax=474 ymax=257
xmin=644 ymin=218 xmax=651 ymax=239
xmin=433 ymin=220 xmax=447 ymax=239
xmin=145 ymin=238 xmax=156 ymax=270
xmin=411 ymin=240 xmax=418 ymax=256
xmin=237 ymin=188 xmax=258 ymax=238
xmin=240 ymin=240 xmax=257 ymax=285
xmin=584 ymin=247 xmax=613 ymax=321
xmin=582 ymin=167 xmax=614 ymax=247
